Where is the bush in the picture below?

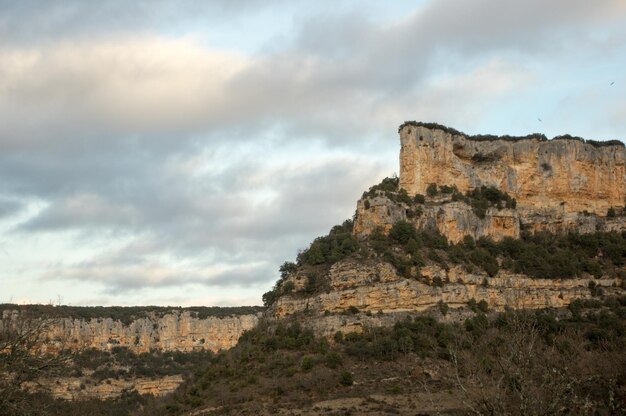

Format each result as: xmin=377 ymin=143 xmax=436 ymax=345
xmin=477 ymin=300 xmax=489 ymax=313
xmin=607 ymin=207 xmax=616 ymax=218
xmin=438 ymin=300 xmax=449 ymax=316
xmin=301 ymin=356 xmax=314 ymax=372
xmin=325 ymin=352 xmax=342 ymax=369
xmin=413 ymin=194 xmax=426 ymax=204
xmin=426 ymin=183 xmax=438 ymax=197
xmin=282 ymin=281 xmax=295 ymax=294
xmin=388 ymin=220 xmax=418 ymax=245
xmin=296 ymin=220 xmax=359 ymax=267
xmin=340 ymin=371 xmax=354 ymax=386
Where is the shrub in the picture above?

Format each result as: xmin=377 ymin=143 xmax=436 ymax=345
xmin=398 ymin=189 xmax=412 ymax=205
xmin=340 ymin=371 xmax=354 ymax=386
xmin=426 ymin=183 xmax=438 ymax=197
xmin=432 ymin=276 xmax=444 ymax=287
xmin=477 ymin=300 xmax=489 ymax=313
xmin=325 ymin=352 xmax=342 ymax=369
xmin=304 ymin=273 xmax=320 ymax=294
xmin=282 ymin=281 xmax=295 ymax=294
xmin=301 ymin=356 xmax=314 ymax=372
xmin=438 ymin=300 xmax=449 ymax=316
xmin=439 ymin=185 xmax=457 ymax=194
xmin=413 ymin=194 xmax=426 ymax=204
xmin=388 ymin=220 xmax=418 ymax=245
xmin=607 ymin=207 xmax=616 ymax=218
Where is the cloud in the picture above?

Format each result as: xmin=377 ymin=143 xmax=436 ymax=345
xmin=0 ymin=0 xmax=295 ymax=44
xmin=0 ymin=198 xmax=22 ymax=218
xmin=1 ymin=0 xmax=625 ymax=304
xmin=0 ymin=36 xmax=249 ymax=150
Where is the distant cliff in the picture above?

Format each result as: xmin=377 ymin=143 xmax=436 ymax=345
xmin=1 ymin=306 xmax=261 ymax=353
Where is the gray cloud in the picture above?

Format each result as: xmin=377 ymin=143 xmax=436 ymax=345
xmin=0 ymin=198 xmax=22 ymax=218
xmin=1 ymin=0 xmax=625 ymax=303
xmin=0 ymin=0 xmax=295 ymax=44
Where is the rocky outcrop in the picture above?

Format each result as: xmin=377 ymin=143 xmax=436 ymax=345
xmin=271 ymin=258 xmax=623 ymax=334
xmin=353 ymin=192 xmax=625 ymax=243
xmin=1 ymin=310 xmax=260 ymax=353
xmin=398 ymin=123 xmax=625 ymax=216
xmin=353 ymin=194 xmax=521 ymax=242
xmin=25 ymin=375 xmax=184 ymax=400
xmin=353 ymin=123 xmax=626 ymax=242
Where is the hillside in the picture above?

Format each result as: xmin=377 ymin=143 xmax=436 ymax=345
xmin=265 ymin=124 xmax=625 ymax=336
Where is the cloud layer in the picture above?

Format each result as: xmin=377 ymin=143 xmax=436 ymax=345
xmin=1 ymin=0 xmax=625 ymax=305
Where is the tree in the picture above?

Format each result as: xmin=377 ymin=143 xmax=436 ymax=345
xmin=0 ymin=309 xmax=70 ymax=415
xmin=450 ymin=312 xmax=625 ymax=416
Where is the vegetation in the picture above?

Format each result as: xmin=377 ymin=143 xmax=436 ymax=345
xmin=59 ymin=348 xmax=214 ymax=380
xmin=1 ymin=309 xmax=213 ymax=416
xmin=138 ymin=298 xmax=625 ymax=415
xmin=399 ymin=121 xmax=624 ymax=147
xmin=0 ymin=305 xmax=263 ymax=326
xmin=0 ymin=312 xmax=70 ymax=415
xmin=263 ymin=219 xmax=360 ymax=306
xmin=365 ymin=218 xmax=625 ymax=280
xmin=295 ymin=220 xmax=359 ymax=267
xmin=553 ymin=133 xmax=625 ymax=148
xmin=422 ymin=184 xmax=518 ymax=218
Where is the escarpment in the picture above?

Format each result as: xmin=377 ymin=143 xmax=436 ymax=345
xmin=354 ymin=123 xmax=626 ymax=242
xmin=399 ymin=122 xmax=625 ymax=217
xmin=1 ymin=307 xmax=261 ymax=353
xmin=265 ymin=123 xmax=626 ymax=336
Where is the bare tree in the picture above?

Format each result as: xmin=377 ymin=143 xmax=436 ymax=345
xmin=450 ymin=311 xmax=625 ymax=416
xmin=0 ymin=308 xmax=70 ymax=415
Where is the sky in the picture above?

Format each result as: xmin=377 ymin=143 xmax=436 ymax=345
xmin=1 ymin=0 xmax=625 ymax=307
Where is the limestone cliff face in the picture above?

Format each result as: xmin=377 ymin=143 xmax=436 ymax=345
xmin=399 ymin=124 xmax=625 ymax=216
xmin=271 ymin=258 xmax=622 ymax=334
xmin=353 ymin=191 xmax=624 ymax=243
xmin=25 ymin=375 xmax=183 ymax=400
xmin=353 ymin=194 xmax=521 ymax=242
xmin=29 ymin=310 xmax=260 ymax=353
xmin=353 ymin=124 xmax=626 ymax=242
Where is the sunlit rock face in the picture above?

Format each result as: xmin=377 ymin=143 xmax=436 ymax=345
xmin=25 ymin=375 xmax=184 ymax=400
xmin=398 ymin=124 xmax=625 ymax=216
xmin=271 ymin=258 xmax=623 ymax=325
xmin=353 ymin=124 xmax=626 ymax=243
xmin=35 ymin=311 xmax=260 ymax=353
xmin=270 ymin=124 xmax=626 ymax=337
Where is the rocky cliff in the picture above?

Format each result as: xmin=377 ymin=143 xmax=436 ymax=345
xmin=398 ymin=122 xmax=625 ymax=216
xmin=2 ymin=308 xmax=260 ymax=353
xmin=266 ymin=122 xmax=626 ymax=337
xmin=354 ymin=123 xmax=626 ymax=242
xmin=270 ymin=258 xmax=623 ymax=336
xmin=25 ymin=375 xmax=184 ymax=400
xmin=353 ymin=190 xmax=626 ymax=243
